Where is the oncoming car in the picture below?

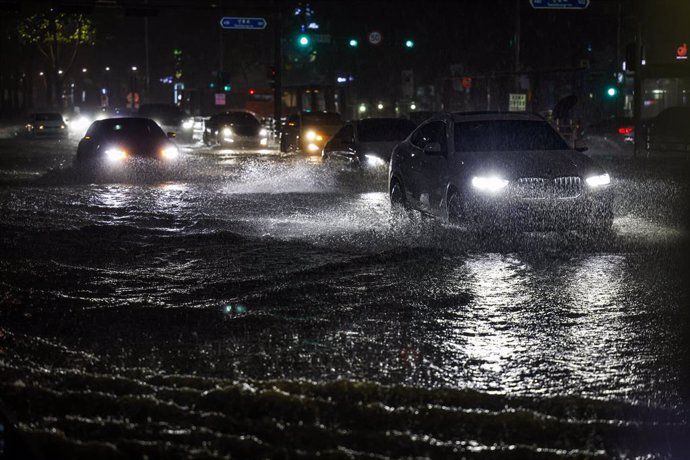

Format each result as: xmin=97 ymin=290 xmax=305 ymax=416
xmin=323 ymin=118 xmax=416 ymax=169
xmin=25 ymin=113 xmax=68 ymax=138
xmin=389 ymin=112 xmax=613 ymax=232
xmin=75 ymin=117 xmax=179 ymax=166
xmin=280 ymin=111 xmax=343 ymax=154
xmin=202 ymin=111 xmax=268 ymax=148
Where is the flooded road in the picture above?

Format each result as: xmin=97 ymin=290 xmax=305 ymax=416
xmin=0 ymin=135 xmax=688 ymax=458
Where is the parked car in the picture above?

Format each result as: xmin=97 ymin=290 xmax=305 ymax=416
xmin=323 ymin=118 xmax=416 ymax=169
xmin=202 ymin=111 xmax=268 ymax=148
xmin=645 ymin=106 xmax=690 ymax=154
xmin=25 ymin=113 xmax=68 ymax=138
xmin=75 ymin=117 xmax=179 ymax=166
xmin=280 ymin=111 xmax=343 ymax=154
xmin=389 ymin=112 xmax=614 ymax=232
xmin=580 ymin=117 xmax=634 ymax=157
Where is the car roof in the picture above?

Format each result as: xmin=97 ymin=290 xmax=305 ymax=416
xmin=448 ymin=111 xmax=545 ymax=122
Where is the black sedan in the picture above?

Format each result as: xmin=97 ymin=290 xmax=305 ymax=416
xmin=202 ymin=111 xmax=268 ymax=148
xmin=75 ymin=117 xmax=179 ymax=166
xmin=389 ymin=112 xmax=613 ymax=232
xmin=323 ymin=118 xmax=416 ymax=169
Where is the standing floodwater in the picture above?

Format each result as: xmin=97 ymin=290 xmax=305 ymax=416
xmin=0 ymin=135 xmax=688 ymax=458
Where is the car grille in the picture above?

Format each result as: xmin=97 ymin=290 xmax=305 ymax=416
xmin=515 ymin=176 xmax=581 ymax=199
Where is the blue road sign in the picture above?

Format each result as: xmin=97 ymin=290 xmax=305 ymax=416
xmin=220 ymin=17 xmax=267 ymax=30
xmin=530 ymin=0 xmax=590 ymax=9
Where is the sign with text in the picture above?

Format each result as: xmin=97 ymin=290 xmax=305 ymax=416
xmin=220 ymin=17 xmax=267 ymax=30
xmin=509 ymin=93 xmax=527 ymax=112
xmin=214 ymin=93 xmax=226 ymax=106
xmin=530 ymin=0 xmax=589 ymax=9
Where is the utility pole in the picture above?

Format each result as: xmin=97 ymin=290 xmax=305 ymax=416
xmin=273 ymin=8 xmax=282 ymax=124
xmin=632 ymin=0 xmax=643 ymax=159
xmin=514 ymin=0 xmax=521 ymax=92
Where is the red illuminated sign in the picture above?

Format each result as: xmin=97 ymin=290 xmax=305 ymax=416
xmin=677 ymin=43 xmax=688 ymax=60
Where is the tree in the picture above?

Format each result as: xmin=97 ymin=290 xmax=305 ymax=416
xmin=17 ymin=12 xmax=95 ymax=108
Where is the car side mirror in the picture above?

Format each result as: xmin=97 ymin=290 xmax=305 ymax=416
xmin=167 ymin=132 xmax=176 ymax=139
xmin=423 ymin=142 xmax=443 ymax=155
xmin=574 ymin=140 xmax=588 ymax=152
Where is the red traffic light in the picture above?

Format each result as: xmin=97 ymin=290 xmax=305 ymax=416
xmin=249 ymin=88 xmax=255 ymax=95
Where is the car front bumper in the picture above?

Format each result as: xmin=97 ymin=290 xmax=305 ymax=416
xmin=464 ymin=190 xmax=613 ymax=230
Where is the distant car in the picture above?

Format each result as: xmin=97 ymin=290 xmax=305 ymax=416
xmin=202 ymin=111 xmax=268 ymax=148
xmin=389 ymin=112 xmax=614 ymax=233
xmin=323 ymin=118 xmax=416 ymax=169
xmin=75 ymin=117 xmax=179 ymax=166
xmin=137 ymin=104 xmax=193 ymax=132
xmin=581 ymin=117 xmax=634 ymax=157
xmin=280 ymin=111 xmax=343 ymax=154
xmin=645 ymin=106 xmax=690 ymax=154
xmin=25 ymin=113 xmax=68 ymax=138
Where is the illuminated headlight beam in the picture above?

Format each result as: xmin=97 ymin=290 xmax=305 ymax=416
xmin=161 ymin=146 xmax=179 ymax=159
xmin=365 ymin=154 xmax=386 ymax=167
xmin=471 ymin=176 xmax=509 ymax=192
xmin=105 ymin=148 xmax=127 ymax=162
xmin=585 ymin=173 xmax=611 ymax=187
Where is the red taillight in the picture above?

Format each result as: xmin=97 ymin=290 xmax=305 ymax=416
xmin=617 ymin=127 xmax=634 ymax=135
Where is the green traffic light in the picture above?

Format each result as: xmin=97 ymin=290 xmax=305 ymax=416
xmin=405 ymin=39 xmax=414 ymax=48
xmin=223 ymin=84 xmax=231 ymax=92
xmin=349 ymin=39 xmax=358 ymax=47
xmin=606 ymin=87 xmax=617 ymax=97
xmin=209 ymin=82 xmax=215 ymax=89
xmin=298 ymin=35 xmax=310 ymax=47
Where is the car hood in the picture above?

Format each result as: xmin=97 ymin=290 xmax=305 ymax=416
xmin=462 ymin=149 xmax=603 ymax=179
xmin=359 ymin=141 xmax=398 ymax=161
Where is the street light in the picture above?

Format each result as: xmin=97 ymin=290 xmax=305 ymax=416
xmin=57 ymin=70 xmax=63 ymax=75
xmin=377 ymin=102 xmax=384 ymax=110
xmin=410 ymin=102 xmax=417 ymax=110
xmin=105 ymin=66 xmax=110 ymax=72
xmin=131 ymin=66 xmax=138 ymax=71
xmin=405 ymin=39 xmax=415 ymax=48
xmin=358 ymin=103 xmax=367 ymax=114
xmin=82 ymin=68 xmax=87 ymax=73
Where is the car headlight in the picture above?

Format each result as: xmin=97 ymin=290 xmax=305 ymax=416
xmin=38 ymin=125 xmax=44 ymax=130
xmin=306 ymin=142 xmax=320 ymax=152
xmin=105 ymin=147 xmax=127 ymax=162
xmin=259 ymin=128 xmax=268 ymax=137
xmin=305 ymin=130 xmax=323 ymax=142
xmin=182 ymin=118 xmax=194 ymax=130
xmin=471 ymin=176 xmax=509 ymax=192
xmin=585 ymin=173 xmax=610 ymax=187
xmin=222 ymin=127 xmax=232 ymax=137
xmin=365 ymin=154 xmax=386 ymax=167
xmin=161 ymin=146 xmax=179 ymax=159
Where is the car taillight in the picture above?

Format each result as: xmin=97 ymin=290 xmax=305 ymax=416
xmin=617 ymin=127 xmax=634 ymax=135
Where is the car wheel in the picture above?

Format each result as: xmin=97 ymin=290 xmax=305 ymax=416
xmin=447 ymin=189 xmax=465 ymax=226
xmin=390 ymin=179 xmax=410 ymax=215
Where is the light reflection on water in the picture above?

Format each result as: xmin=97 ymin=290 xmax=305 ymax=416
xmin=432 ymin=253 xmax=652 ymax=397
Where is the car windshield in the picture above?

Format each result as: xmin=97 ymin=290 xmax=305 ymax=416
xmin=302 ymin=112 xmax=341 ymax=125
xmin=454 ymin=120 xmax=569 ymax=151
xmin=358 ymin=119 xmax=416 ymax=142
xmin=212 ymin=112 xmax=260 ymax=126
xmin=34 ymin=113 xmax=62 ymax=121
xmin=94 ymin=118 xmax=164 ymax=138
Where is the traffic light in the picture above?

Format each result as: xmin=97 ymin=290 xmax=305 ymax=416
xmin=249 ymin=88 xmax=255 ymax=95
xmin=298 ymin=35 xmax=310 ymax=47
xmin=223 ymin=84 xmax=231 ymax=92
xmin=404 ymin=39 xmax=414 ymax=48
xmin=348 ymin=38 xmax=358 ymax=48
xmin=606 ymin=86 xmax=618 ymax=97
